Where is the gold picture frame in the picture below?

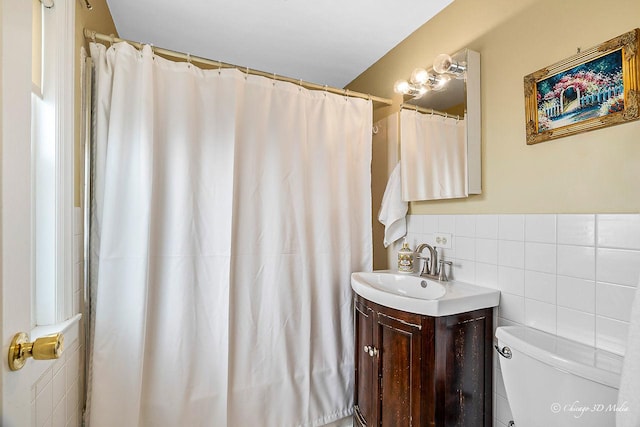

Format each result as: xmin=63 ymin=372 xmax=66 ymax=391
xmin=524 ymin=28 xmax=640 ymax=145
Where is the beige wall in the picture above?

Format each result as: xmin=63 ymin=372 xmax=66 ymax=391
xmin=350 ymin=0 xmax=640 ymax=216
xmin=74 ymin=0 xmax=117 ymax=206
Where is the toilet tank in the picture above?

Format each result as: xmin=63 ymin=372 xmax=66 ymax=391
xmin=495 ymin=326 xmax=623 ymax=427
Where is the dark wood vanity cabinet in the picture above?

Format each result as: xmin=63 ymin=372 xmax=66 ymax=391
xmin=353 ymin=294 xmax=493 ymax=427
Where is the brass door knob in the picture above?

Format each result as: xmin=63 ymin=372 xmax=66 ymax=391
xmin=8 ymin=332 xmax=64 ymax=371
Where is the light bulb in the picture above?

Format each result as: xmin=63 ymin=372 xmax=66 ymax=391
xmin=393 ymin=79 xmax=410 ymax=94
xmin=410 ymin=68 xmax=429 ymax=85
xmin=433 ymin=54 xmax=453 ymax=74
xmin=433 ymin=53 xmax=467 ymax=76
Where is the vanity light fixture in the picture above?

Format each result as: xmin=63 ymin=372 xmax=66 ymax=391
xmin=411 ymin=68 xmax=450 ymax=89
xmin=394 ymin=52 xmax=466 ymax=98
xmin=427 ymin=73 xmax=451 ymax=91
xmin=394 ymin=70 xmax=451 ymax=96
xmin=433 ymin=53 xmax=466 ymax=76
xmin=410 ymin=68 xmax=430 ymax=85
xmin=393 ymin=79 xmax=427 ymax=97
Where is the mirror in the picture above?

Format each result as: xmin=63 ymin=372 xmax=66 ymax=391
xmin=398 ymin=48 xmax=481 ymax=201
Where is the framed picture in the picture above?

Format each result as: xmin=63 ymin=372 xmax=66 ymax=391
xmin=524 ymin=28 xmax=640 ymax=145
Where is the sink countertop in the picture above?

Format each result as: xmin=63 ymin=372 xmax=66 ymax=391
xmin=351 ymin=270 xmax=500 ymax=317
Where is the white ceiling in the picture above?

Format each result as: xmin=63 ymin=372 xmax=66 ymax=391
xmin=105 ymin=0 xmax=454 ymax=88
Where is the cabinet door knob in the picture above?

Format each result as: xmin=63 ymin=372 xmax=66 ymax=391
xmin=368 ymin=346 xmax=378 ymax=357
xmin=364 ymin=345 xmax=371 ymax=353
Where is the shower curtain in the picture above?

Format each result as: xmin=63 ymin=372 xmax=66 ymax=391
xmin=87 ymin=42 xmax=372 ymax=427
xmin=399 ymin=109 xmax=467 ymax=201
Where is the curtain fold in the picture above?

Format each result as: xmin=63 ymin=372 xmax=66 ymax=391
xmin=87 ymin=42 xmax=372 ymax=427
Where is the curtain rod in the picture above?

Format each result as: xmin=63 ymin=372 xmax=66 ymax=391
xmin=84 ymin=29 xmax=392 ymax=106
xmin=401 ymin=103 xmax=462 ymax=121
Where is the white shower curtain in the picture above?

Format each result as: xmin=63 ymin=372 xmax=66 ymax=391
xmin=399 ymin=109 xmax=467 ymax=201
xmin=87 ymin=42 xmax=372 ymax=427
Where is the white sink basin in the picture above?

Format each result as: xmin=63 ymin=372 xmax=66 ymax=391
xmin=351 ymin=270 xmax=500 ymax=317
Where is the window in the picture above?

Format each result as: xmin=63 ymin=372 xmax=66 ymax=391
xmin=31 ymin=0 xmax=75 ymax=327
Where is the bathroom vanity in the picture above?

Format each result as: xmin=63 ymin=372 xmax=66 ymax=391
xmin=351 ymin=272 xmax=498 ymax=427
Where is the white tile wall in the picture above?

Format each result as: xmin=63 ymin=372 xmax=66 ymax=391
xmin=398 ymin=213 xmax=640 ymax=427
xmin=32 ymin=335 xmax=83 ymax=427
xmin=31 ymin=207 xmax=84 ymax=427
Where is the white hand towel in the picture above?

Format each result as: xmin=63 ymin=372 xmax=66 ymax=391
xmin=617 ymin=274 xmax=640 ymax=426
xmin=378 ymin=162 xmax=408 ymax=248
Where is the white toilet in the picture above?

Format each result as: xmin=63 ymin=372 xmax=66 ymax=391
xmin=495 ymin=326 xmax=623 ymax=427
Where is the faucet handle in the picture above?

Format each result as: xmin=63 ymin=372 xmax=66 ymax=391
xmin=417 ymin=255 xmax=430 ymax=275
xmin=438 ymin=260 xmax=453 ymax=281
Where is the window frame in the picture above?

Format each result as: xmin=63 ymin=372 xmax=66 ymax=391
xmin=31 ymin=0 xmax=75 ymax=328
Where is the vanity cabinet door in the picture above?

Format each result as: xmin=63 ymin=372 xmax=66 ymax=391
xmin=376 ymin=309 xmax=423 ymax=427
xmin=354 ymin=300 xmax=376 ymax=427
xmin=434 ymin=309 xmax=493 ymax=427
xmin=353 ymin=293 xmax=492 ymax=427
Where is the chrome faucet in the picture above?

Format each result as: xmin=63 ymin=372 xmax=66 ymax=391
xmin=415 ymin=243 xmax=452 ymax=281
xmin=415 ymin=243 xmax=437 ymax=276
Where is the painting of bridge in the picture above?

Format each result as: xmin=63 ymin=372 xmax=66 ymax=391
xmin=535 ymin=49 xmax=624 ymax=132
